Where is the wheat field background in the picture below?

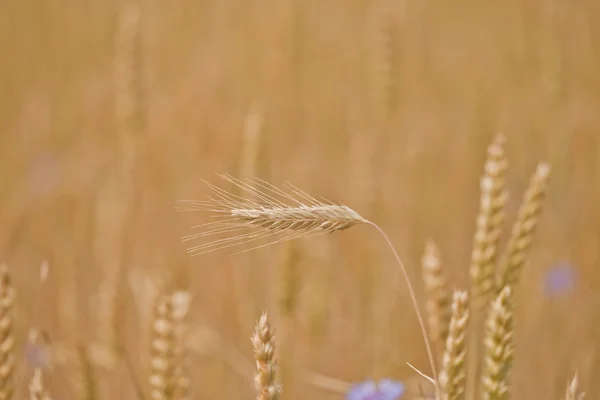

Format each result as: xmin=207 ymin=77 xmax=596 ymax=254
xmin=1 ymin=0 xmax=599 ymax=399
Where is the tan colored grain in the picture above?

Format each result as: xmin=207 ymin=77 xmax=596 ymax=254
xmin=470 ymin=134 xmax=508 ymax=306
xmin=438 ymin=290 xmax=469 ymax=400
xmin=564 ymin=371 xmax=585 ymax=400
xmin=149 ymin=290 xmax=191 ymax=400
xmin=422 ymin=240 xmax=452 ymax=358
xmin=29 ymin=369 xmax=51 ymax=400
xmin=481 ymin=286 xmax=514 ymax=400
xmin=0 ymin=265 xmax=14 ymax=400
xmin=496 ymin=163 xmax=550 ymax=292
xmin=252 ymin=312 xmax=282 ymax=400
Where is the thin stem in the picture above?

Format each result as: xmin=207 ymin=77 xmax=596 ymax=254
xmin=367 ymin=221 xmax=438 ymax=383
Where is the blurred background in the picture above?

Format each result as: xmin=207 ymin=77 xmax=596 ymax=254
xmin=1 ymin=0 xmax=599 ymax=399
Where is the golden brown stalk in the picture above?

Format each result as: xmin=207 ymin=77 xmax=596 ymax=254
xmin=240 ymin=101 xmax=266 ymax=182
xmin=372 ymin=5 xmax=399 ymax=118
xmin=278 ymin=241 xmax=301 ymax=318
xmin=149 ymin=291 xmax=191 ymax=400
xmin=251 ymin=312 xmax=282 ymax=400
xmin=422 ymin=240 xmax=452 ymax=358
xmin=438 ymin=291 xmax=469 ymax=400
xmin=96 ymin=264 xmax=124 ymax=363
xmin=470 ymin=134 xmax=508 ymax=306
xmin=0 ymin=265 xmax=15 ymax=400
xmin=481 ymin=286 xmax=514 ymax=400
xmin=29 ymin=369 xmax=51 ymax=400
xmin=66 ymin=345 xmax=97 ymax=400
xmin=115 ymin=4 xmax=143 ymax=139
xmin=179 ymin=175 xmax=438 ymax=382
xmin=466 ymin=135 xmax=508 ymax=399
xmin=496 ymin=163 xmax=550 ymax=292
xmin=564 ymin=371 xmax=585 ymax=400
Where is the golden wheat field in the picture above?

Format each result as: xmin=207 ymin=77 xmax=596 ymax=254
xmin=1 ymin=0 xmax=599 ymax=399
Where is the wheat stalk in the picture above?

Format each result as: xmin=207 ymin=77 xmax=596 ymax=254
xmin=0 ymin=265 xmax=15 ymax=400
xmin=438 ymin=290 xmax=469 ymax=400
xmin=470 ymin=134 xmax=508 ymax=306
xmin=28 ymin=369 xmax=51 ymax=400
xmin=178 ymin=174 xmax=438 ymax=382
xmin=422 ymin=240 xmax=452 ymax=359
xmin=481 ymin=286 xmax=514 ymax=400
xmin=149 ymin=290 xmax=191 ymax=400
xmin=564 ymin=371 xmax=585 ymax=400
xmin=496 ymin=163 xmax=550 ymax=292
xmin=252 ymin=312 xmax=282 ymax=400
xmin=466 ymin=135 xmax=508 ymax=399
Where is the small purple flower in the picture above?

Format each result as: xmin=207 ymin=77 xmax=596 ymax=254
xmin=544 ymin=261 xmax=577 ymax=297
xmin=347 ymin=379 xmax=405 ymax=400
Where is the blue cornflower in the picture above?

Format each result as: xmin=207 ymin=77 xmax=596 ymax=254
xmin=346 ymin=379 xmax=405 ymax=400
xmin=544 ymin=261 xmax=577 ymax=297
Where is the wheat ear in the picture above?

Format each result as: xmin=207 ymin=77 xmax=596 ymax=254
xmin=438 ymin=290 xmax=469 ymax=400
xmin=422 ymin=240 xmax=451 ymax=359
xmin=470 ymin=134 xmax=508 ymax=306
xmin=0 ymin=265 xmax=15 ymax=400
xmin=481 ymin=286 xmax=514 ymax=400
xmin=252 ymin=312 xmax=282 ymax=400
xmin=178 ymin=175 xmax=438 ymax=381
xmin=149 ymin=291 xmax=191 ymax=400
xmin=29 ymin=369 xmax=51 ymax=400
xmin=466 ymin=135 xmax=508 ymax=399
xmin=564 ymin=371 xmax=585 ymax=400
xmin=496 ymin=163 xmax=550 ymax=292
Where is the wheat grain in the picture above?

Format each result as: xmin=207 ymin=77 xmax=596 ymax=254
xmin=0 ymin=265 xmax=15 ymax=400
xmin=438 ymin=290 xmax=469 ymax=400
xmin=252 ymin=312 xmax=282 ymax=400
xmin=564 ymin=371 xmax=585 ymax=400
xmin=496 ymin=163 xmax=550 ymax=292
xmin=177 ymin=175 xmax=367 ymax=256
xmin=149 ymin=290 xmax=191 ymax=400
xmin=481 ymin=286 xmax=514 ymax=400
xmin=28 ymin=369 xmax=51 ymax=400
xmin=470 ymin=134 xmax=508 ymax=306
xmin=278 ymin=241 xmax=301 ymax=318
xmin=466 ymin=135 xmax=508 ymax=400
xmin=422 ymin=240 xmax=452 ymax=358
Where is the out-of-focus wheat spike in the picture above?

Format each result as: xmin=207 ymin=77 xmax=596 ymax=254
xmin=96 ymin=264 xmax=124 ymax=363
xmin=564 ymin=371 xmax=585 ymax=400
xmin=240 ymin=101 xmax=266 ymax=182
xmin=438 ymin=291 xmax=469 ymax=400
xmin=115 ymin=4 xmax=143 ymax=138
xmin=252 ymin=312 xmax=282 ymax=400
xmin=497 ymin=163 xmax=551 ymax=292
xmin=70 ymin=345 xmax=97 ymax=400
xmin=481 ymin=286 xmax=514 ymax=400
xmin=149 ymin=291 xmax=191 ymax=400
xmin=372 ymin=4 xmax=399 ymax=118
xmin=171 ymin=291 xmax=192 ymax=400
xmin=470 ymin=134 xmax=508 ymax=307
xmin=0 ymin=265 xmax=15 ymax=400
xmin=29 ymin=369 xmax=51 ymax=400
xmin=278 ymin=241 xmax=301 ymax=318
xmin=422 ymin=240 xmax=452 ymax=357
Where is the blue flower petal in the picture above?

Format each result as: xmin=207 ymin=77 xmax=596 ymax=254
xmin=377 ymin=379 xmax=405 ymax=399
xmin=346 ymin=380 xmax=378 ymax=400
xmin=544 ymin=262 xmax=577 ymax=297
